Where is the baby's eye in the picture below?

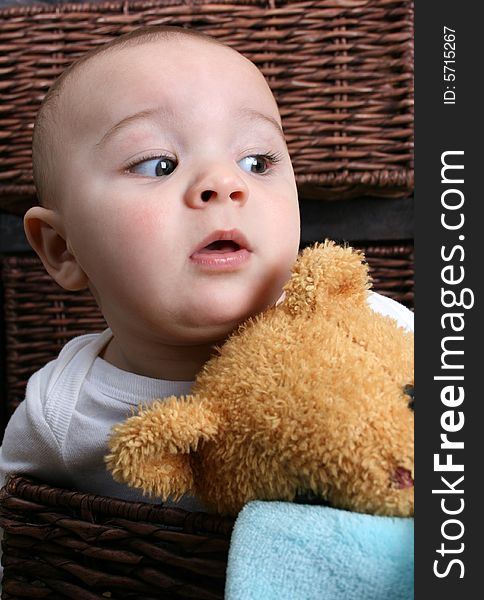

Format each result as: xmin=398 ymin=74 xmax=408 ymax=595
xmin=238 ymin=155 xmax=272 ymax=174
xmin=128 ymin=156 xmax=177 ymax=177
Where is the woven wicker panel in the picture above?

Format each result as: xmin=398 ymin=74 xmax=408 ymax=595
xmin=0 ymin=0 xmax=414 ymax=214
xmin=354 ymin=241 xmax=414 ymax=307
xmin=1 ymin=255 xmax=107 ymax=420
xmin=0 ymin=474 xmax=234 ymax=600
xmin=1 ymin=243 xmax=413 ymax=424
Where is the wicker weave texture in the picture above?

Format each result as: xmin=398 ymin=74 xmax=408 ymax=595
xmin=362 ymin=242 xmax=414 ymax=306
xmin=0 ymin=0 xmax=414 ymax=212
xmin=1 ymin=243 xmax=413 ymax=423
xmin=0 ymin=475 xmax=234 ymax=600
xmin=1 ymin=255 xmax=106 ymax=420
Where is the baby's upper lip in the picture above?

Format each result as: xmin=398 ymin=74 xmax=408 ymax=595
xmin=191 ymin=229 xmax=252 ymax=255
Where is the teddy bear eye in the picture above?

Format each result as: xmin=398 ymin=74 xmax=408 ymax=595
xmin=404 ymin=385 xmax=414 ymax=411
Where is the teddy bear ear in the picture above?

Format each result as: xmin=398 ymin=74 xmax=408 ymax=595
xmin=282 ymin=240 xmax=370 ymax=315
xmin=106 ymin=395 xmax=218 ymax=501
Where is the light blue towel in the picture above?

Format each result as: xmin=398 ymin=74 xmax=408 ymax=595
xmin=225 ymin=501 xmax=413 ymax=600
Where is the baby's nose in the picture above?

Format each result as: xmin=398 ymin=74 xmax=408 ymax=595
xmin=184 ymin=168 xmax=249 ymax=208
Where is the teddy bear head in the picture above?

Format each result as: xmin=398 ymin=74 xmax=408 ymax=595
xmin=106 ymin=242 xmax=414 ymax=517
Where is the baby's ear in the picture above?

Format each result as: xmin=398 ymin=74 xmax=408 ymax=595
xmin=282 ymin=240 xmax=370 ymax=315
xmin=24 ymin=206 xmax=88 ymax=291
xmin=106 ymin=395 xmax=218 ymax=500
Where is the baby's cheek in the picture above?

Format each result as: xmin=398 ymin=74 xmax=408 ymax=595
xmin=273 ymin=186 xmax=300 ymax=231
xmin=117 ymin=204 xmax=162 ymax=238
xmin=106 ymin=208 xmax=170 ymax=269
xmin=86 ymin=210 xmax=162 ymax=281
xmin=272 ymin=208 xmax=301 ymax=261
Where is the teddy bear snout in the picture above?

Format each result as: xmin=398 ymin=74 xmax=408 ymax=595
xmin=404 ymin=384 xmax=414 ymax=411
xmin=391 ymin=466 xmax=414 ymax=489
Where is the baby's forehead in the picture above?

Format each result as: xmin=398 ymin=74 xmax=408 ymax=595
xmin=58 ymin=36 xmax=278 ymax=136
xmin=65 ymin=36 xmax=258 ymax=100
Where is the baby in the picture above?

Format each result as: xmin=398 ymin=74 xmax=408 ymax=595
xmin=0 ymin=26 xmax=413 ymax=510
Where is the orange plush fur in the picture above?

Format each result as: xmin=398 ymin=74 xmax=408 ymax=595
xmin=106 ymin=242 xmax=414 ymax=517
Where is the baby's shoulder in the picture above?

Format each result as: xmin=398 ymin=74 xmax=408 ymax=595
xmin=27 ymin=329 xmax=113 ymax=418
xmin=55 ymin=329 xmax=112 ymax=366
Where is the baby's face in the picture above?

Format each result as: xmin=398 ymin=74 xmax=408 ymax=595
xmin=55 ymin=38 xmax=300 ymax=344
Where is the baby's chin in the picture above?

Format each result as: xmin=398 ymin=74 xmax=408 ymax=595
xmin=179 ymin=289 xmax=279 ymax=337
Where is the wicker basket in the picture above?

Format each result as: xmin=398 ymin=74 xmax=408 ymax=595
xmin=0 ymin=0 xmax=414 ymax=214
xmin=1 ymin=255 xmax=106 ymax=423
xmin=355 ymin=241 xmax=414 ymax=307
xmin=0 ymin=243 xmax=413 ymax=427
xmin=0 ymin=474 xmax=234 ymax=600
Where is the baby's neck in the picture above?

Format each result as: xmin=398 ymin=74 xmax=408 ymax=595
xmin=101 ymin=334 xmax=221 ymax=381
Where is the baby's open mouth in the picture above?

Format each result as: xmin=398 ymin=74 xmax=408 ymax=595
xmin=190 ymin=229 xmax=251 ymax=270
xmin=199 ymin=240 xmax=241 ymax=254
xmin=191 ymin=229 xmax=251 ymax=257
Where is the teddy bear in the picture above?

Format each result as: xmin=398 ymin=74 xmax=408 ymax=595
xmin=106 ymin=241 xmax=414 ymax=517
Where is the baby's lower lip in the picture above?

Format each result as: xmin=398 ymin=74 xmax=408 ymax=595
xmin=190 ymin=247 xmax=251 ymax=271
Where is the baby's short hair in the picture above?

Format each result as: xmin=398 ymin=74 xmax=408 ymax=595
xmin=32 ymin=26 xmax=227 ymax=206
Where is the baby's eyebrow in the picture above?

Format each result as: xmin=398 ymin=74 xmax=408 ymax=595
xmin=238 ymin=108 xmax=286 ymax=144
xmin=95 ymin=106 xmax=285 ymax=149
xmin=95 ymin=107 xmax=173 ymax=149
